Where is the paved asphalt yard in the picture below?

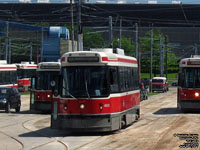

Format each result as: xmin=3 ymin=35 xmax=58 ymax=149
xmin=0 ymin=88 xmax=199 ymax=150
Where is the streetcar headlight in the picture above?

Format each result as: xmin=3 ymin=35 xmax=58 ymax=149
xmin=64 ymin=105 xmax=68 ymax=110
xmin=99 ymin=103 xmax=103 ymax=110
xmin=47 ymin=95 xmax=51 ymax=98
xmin=80 ymin=104 xmax=85 ymax=109
xmin=195 ymin=92 xmax=199 ymax=97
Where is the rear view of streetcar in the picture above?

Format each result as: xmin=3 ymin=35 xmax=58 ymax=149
xmin=30 ymin=62 xmax=60 ymax=112
xmin=51 ymin=48 xmax=140 ymax=132
xmin=16 ymin=62 xmax=37 ymax=92
xmin=178 ymin=56 xmax=200 ymax=111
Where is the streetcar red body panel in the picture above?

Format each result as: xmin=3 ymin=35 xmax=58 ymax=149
xmin=56 ymin=92 xmax=140 ymax=114
xmin=178 ymin=56 xmax=200 ymax=111
xmin=34 ymin=91 xmax=52 ymax=101
xmin=179 ymin=88 xmax=200 ymax=100
xmin=51 ymin=49 xmax=140 ymax=132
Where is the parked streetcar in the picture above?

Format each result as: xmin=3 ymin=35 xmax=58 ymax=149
xmin=0 ymin=60 xmax=18 ymax=88
xmin=178 ymin=56 xmax=200 ymax=111
xmin=152 ymin=77 xmax=168 ymax=92
xmin=51 ymin=48 xmax=140 ymax=132
xmin=30 ymin=62 xmax=60 ymax=112
xmin=16 ymin=62 xmax=37 ymax=92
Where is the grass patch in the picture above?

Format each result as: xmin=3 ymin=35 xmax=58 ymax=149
xmin=141 ymin=73 xmax=178 ymax=79
xmin=148 ymin=92 xmax=160 ymax=97
xmin=20 ymin=91 xmax=30 ymax=95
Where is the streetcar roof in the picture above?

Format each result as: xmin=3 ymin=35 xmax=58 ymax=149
xmin=180 ymin=57 xmax=200 ymax=67
xmin=152 ymin=77 xmax=167 ymax=80
xmin=0 ymin=64 xmax=17 ymax=70
xmin=37 ymin=62 xmax=61 ymax=71
xmin=61 ymin=50 xmax=137 ymax=67
xmin=15 ymin=63 xmax=37 ymax=69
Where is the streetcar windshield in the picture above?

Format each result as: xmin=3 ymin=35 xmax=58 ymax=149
xmin=152 ymin=79 xmax=163 ymax=83
xmin=183 ymin=68 xmax=200 ymax=88
xmin=17 ymin=69 xmax=36 ymax=79
xmin=36 ymin=71 xmax=59 ymax=90
xmin=62 ymin=66 xmax=109 ymax=98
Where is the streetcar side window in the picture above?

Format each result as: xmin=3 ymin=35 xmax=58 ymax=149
xmin=109 ymin=67 xmax=119 ymax=93
xmin=118 ymin=67 xmax=139 ymax=92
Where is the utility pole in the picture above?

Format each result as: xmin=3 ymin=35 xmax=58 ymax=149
xmin=119 ymin=17 xmax=122 ymax=48
xmin=41 ymin=27 xmax=44 ymax=62
xmin=109 ymin=16 xmax=113 ymax=48
xmin=77 ymin=0 xmax=83 ymax=51
xmin=5 ymin=21 xmax=9 ymax=62
xmin=160 ymin=37 xmax=164 ymax=77
xmin=165 ymin=35 xmax=168 ymax=79
xmin=150 ymin=28 xmax=153 ymax=92
xmin=135 ymin=23 xmax=138 ymax=58
xmin=30 ymin=41 xmax=32 ymax=63
xmin=70 ymin=0 xmax=75 ymax=52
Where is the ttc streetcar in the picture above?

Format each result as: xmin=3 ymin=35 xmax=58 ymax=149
xmin=178 ymin=56 xmax=200 ymax=111
xmin=30 ymin=62 xmax=60 ymax=112
xmin=51 ymin=48 xmax=140 ymax=132
xmin=16 ymin=62 xmax=37 ymax=92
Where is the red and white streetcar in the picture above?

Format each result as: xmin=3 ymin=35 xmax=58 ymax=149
xmin=16 ymin=62 xmax=37 ymax=92
xmin=30 ymin=62 xmax=61 ymax=112
xmin=0 ymin=60 xmax=18 ymax=88
xmin=51 ymin=48 xmax=140 ymax=132
xmin=178 ymin=56 xmax=200 ymax=111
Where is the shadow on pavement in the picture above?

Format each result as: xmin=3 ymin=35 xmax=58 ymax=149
xmin=19 ymin=127 xmax=113 ymax=138
xmin=154 ymin=107 xmax=200 ymax=115
xmin=153 ymin=108 xmax=181 ymax=115
xmin=16 ymin=110 xmax=50 ymax=115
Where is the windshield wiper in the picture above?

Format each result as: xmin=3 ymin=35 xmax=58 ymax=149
xmin=63 ymin=78 xmax=79 ymax=100
xmin=85 ymin=79 xmax=90 ymax=99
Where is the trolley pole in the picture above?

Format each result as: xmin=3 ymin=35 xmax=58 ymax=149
xmin=119 ymin=17 xmax=122 ymax=48
xmin=30 ymin=41 xmax=33 ymax=63
xmin=150 ymin=28 xmax=153 ymax=92
xmin=109 ymin=16 xmax=113 ymax=48
xmin=70 ymin=0 xmax=75 ymax=52
xmin=8 ymin=39 xmax=11 ymax=64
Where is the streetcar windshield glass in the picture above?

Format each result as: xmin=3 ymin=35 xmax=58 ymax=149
xmin=36 ymin=71 xmax=59 ymax=90
xmin=62 ymin=66 xmax=109 ymax=98
xmin=152 ymin=79 xmax=163 ymax=83
xmin=183 ymin=68 xmax=200 ymax=88
xmin=17 ymin=69 xmax=36 ymax=79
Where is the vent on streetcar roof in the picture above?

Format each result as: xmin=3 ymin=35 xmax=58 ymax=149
xmin=115 ymin=48 xmax=125 ymax=55
xmin=90 ymin=48 xmax=113 ymax=53
xmin=191 ymin=55 xmax=200 ymax=58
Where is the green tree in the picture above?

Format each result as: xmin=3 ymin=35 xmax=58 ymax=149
xmin=113 ymin=36 xmax=135 ymax=57
xmin=140 ymin=29 xmax=179 ymax=75
xmin=83 ymin=29 xmax=109 ymax=49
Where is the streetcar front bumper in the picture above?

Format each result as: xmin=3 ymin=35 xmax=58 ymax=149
xmin=51 ymin=114 xmax=120 ymax=132
xmin=33 ymin=101 xmax=52 ymax=112
xmin=180 ymin=100 xmax=200 ymax=110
